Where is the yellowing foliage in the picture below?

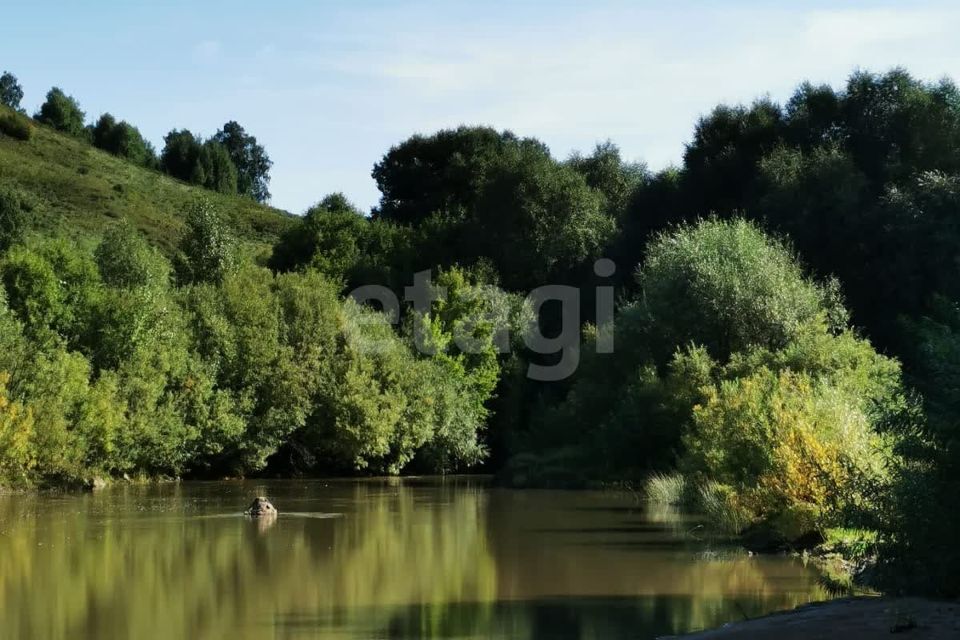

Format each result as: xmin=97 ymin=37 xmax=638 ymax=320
xmin=683 ymin=368 xmax=888 ymax=538
xmin=0 ymin=372 xmax=34 ymax=478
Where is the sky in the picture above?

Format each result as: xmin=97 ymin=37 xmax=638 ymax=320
xmin=2 ymin=0 xmax=959 ymax=214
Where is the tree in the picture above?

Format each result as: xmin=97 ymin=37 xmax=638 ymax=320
xmin=198 ymin=140 xmax=237 ymax=194
xmin=840 ymin=69 xmax=960 ymax=184
xmin=213 ymin=121 xmax=272 ymax=202
xmin=34 ymin=87 xmax=87 ymax=138
xmin=161 ymin=130 xmax=237 ymax=193
xmin=176 ymin=201 xmax=236 ymax=285
xmin=465 ymin=143 xmax=614 ymax=290
xmin=95 ymin=222 xmax=169 ymax=290
xmin=90 ymin=113 xmax=118 ymax=149
xmin=269 ymin=194 xmax=367 ymax=280
xmin=372 ymin=126 xmax=543 ymax=225
xmin=91 ymin=114 xmax=157 ymax=168
xmin=638 ymin=218 xmax=846 ymax=364
xmin=0 ymin=71 xmax=24 ymax=111
xmin=683 ymin=98 xmax=784 ymax=215
xmin=0 ymin=237 xmax=102 ymax=347
xmin=111 ymin=122 xmax=157 ymax=169
xmin=566 ymin=141 xmax=647 ymax=218
xmin=90 ymin=113 xmax=157 ymax=168
xmin=161 ymin=129 xmax=203 ymax=182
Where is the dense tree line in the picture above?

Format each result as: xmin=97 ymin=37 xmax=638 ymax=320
xmin=0 ymin=193 xmax=529 ymax=482
xmin=4 ymin=66 xmax=960 ymax=596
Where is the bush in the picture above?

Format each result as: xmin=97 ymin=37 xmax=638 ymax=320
xmin=683 ymin=365 xmax=893 ymax=541
xmin=0 ymin=372 xmax=35 ymax=483
xmin=639 ymin=218 xmax=846 ymax=364
xmin=175 ymin=201 xmax=236 ymax=285
xmin=0 ymin=185 xmax=29 ymax=250
xmin=0 ymin=109 xmax=33 ymax=141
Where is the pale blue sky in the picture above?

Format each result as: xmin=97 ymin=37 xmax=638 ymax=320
xmin=2 ymin=1 xmax=959 ymax=214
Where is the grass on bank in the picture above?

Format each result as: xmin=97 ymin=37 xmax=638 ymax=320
xmin=643 ymin=472 xmax=688 ymax=505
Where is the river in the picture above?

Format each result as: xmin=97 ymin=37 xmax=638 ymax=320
xmin=0 ymin=477 xmax=831 ymax=639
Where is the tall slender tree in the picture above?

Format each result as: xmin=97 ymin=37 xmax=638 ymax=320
xmin=213 ymin=121 xmax=272 ymax=202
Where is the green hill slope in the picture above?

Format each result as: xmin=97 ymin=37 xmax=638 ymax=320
xmin=0 ymin=107 xmax=296 ymax=252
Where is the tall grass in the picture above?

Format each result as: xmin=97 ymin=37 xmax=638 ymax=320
xmin=697 ymin=482 xmax=751 ymax=535
xmin=643 ymin=472 xmax=687 ymax=505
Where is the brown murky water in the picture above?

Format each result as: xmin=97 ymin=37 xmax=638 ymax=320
xmin=0 ymin=477 xmax=831 ymax=639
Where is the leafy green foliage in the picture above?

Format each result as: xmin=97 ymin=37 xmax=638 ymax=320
xmin=639 ymin=219 xmax=846 ymax=363
xmin=0 ymin=71 xmax=23 ymax=111
xmin=199 ymin=140 xmax=238 ymax=194
xmin=876 ymin=297 xmax=960 ymax=595
xmin=34 ymin=87 xmax=87 ymax=139
xmin=0 ymin=229 xmax=499 ymax=484
xmin=0 ymin=113 xmax=293 ymax=252
xmin=270 ymin=194 xmax=367 ymax=281
xmin=5 ymin=64 xmax=960 ymax=598
xmin=269 ymin=193 xmax=423 ymax=292
xmin=566 ymin=141 xmax=647 ymax=218
xmin=0 ymin=184 xmax=29 ymax=251
xmin=213 ymin=121 xmax=272 ymax=202
xmin=466 ymin=141 xmax=614 ymax=290
xmin=175 ymin=201 xmax=236 ymax=285
xmin=511 ymin=219 xmax=904 ymax=545
xmin=160 ymin=129 xmax=202 ymax=181
xmin=90 ymin=113 xmax=157 ymax=168
xmin=160 ymin=130 xmax=238 ymax=194
xmin=682 ymin=363 xmax=892 ymax=540
xmin=95 ymin=222 xmax=170 ymax=290
xmin=372 ymin=126 xmax=536 ymax=225
xmin=367 ymin=126 xmax=616 ymax=290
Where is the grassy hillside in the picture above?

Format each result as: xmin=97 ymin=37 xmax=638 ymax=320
xmin=0 ymin=106 xmax=296 ymax=252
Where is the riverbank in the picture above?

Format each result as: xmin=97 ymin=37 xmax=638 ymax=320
xmin=663 ymin=597 xmax=960 ymax=639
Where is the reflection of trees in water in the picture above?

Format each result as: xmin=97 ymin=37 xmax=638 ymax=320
xmin=0 ymin=482 xmax=497 ymax=640
xmin=481 ymin=489 xmax=830 ymax=639
xmin=0 ymin=482 xmax=827 ymax=640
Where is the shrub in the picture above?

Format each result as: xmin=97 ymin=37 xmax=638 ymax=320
xmin=0 ymin=372 xmax=35 ymax=482
xmin=95 ymin=222 xmax=170 ymax=290
xmin=683 ymin=367 xmax=892 ymax=541
xmin=0 ymin=185 xmax=29 ymax=250
xmin=175 ymin=201 xmax=236 ymax=285
xmin=0 ymin=109 xmax=33 ymax=140
xmin=638 ymin=218 xmax=846 ymax=364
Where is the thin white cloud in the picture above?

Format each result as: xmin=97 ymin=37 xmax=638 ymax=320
xmin=228 ymin=3 xmax=960 ymax=211
xmin=193 ymin=40 xmax=222 ymax=63
xmin=803 ymin=7 xmax=952 ymax=49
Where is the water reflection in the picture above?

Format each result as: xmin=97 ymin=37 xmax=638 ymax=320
xmin=0 ymin=479 xmax=829 ymax=639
